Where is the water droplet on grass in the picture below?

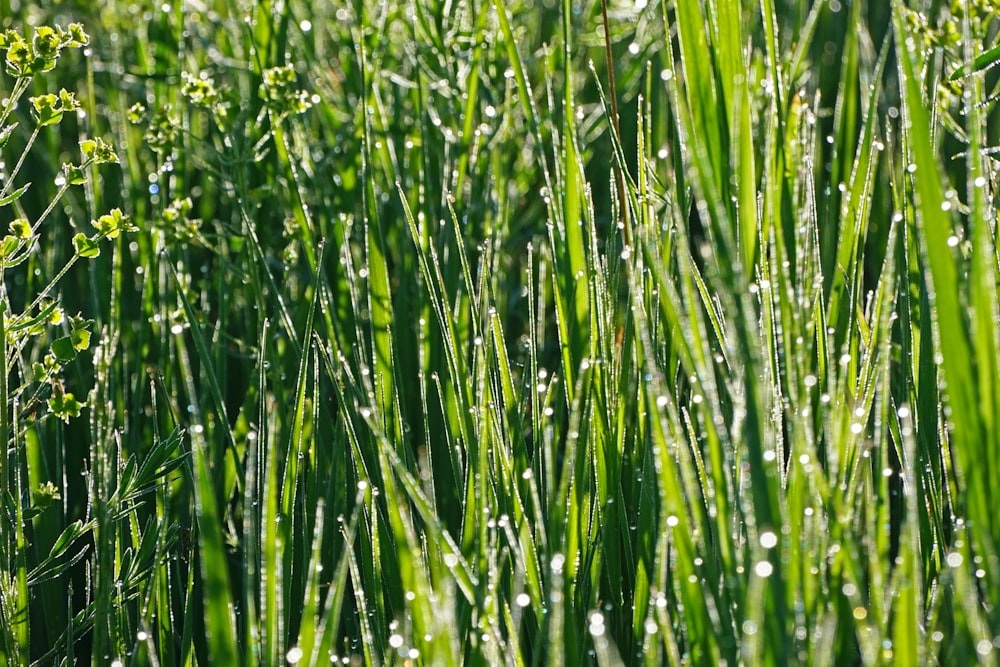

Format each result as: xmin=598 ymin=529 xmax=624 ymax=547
xmin=754 ymin=561 xmax=773 ymax=577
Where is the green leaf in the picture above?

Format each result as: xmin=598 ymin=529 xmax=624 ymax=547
xmin=63 ymin=163 xmax=86 ymax=185
xmin=47 ymin=305 xmax=64 ymax=325
xmin=92 ymin=208 xmax=135 ymax=239
xmin=70 ymin=327 xmax=90 ymax=351
xmin=7 ymin=301 xmax=60 ymax=333
xmin=50 ymin=336 xmax=77 ymax=362
xmin=0 ymin=183 xmax=30 ymax=207
xmin=30 ymin=94 xmax=63 ymax=126
xmin=66 ymin=23 xmax=89 ymax=48
xmin=0 ymin=123 xmax=16 ymax=149
xmin=72 ymin=233 xmax=100 ymax=258
xmin=48 ymin=521 xmax=85 ymax=559
xmin=949 ymin=42 xmax=1000 ymax=80
xmin=48 ymin=391 xmax=83 ymax=422
xmin=0 ymin=235 xmax=20 ymax=259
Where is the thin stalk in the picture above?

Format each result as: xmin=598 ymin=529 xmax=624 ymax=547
xmin=0 ymin=78 xmax=30 ymax=128
xmin=23 ymin=251 xmax=83 ymax=317
xmin=600 ymin=0 xmax=629 ymax=245
xmin=0 ymin=125 xmax=40 ymax=199
xmin=0 ymin=291 xmax=20 ymax=664
xmin=29 ymin=160 xmax=95 ymax=235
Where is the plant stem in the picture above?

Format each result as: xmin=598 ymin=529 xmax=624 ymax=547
xmin=601 ymin=0 xmax=629 ymax=246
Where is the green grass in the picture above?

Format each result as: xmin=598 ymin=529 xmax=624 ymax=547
xmin=0 ymin=0 xmax=998 ymax=664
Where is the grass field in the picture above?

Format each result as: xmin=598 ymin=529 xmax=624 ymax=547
xmin=0 ymin=0 xmax=998 ymax=664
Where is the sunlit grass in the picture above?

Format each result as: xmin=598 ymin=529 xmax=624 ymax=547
xmin=0 ymin=0 xmax=998 ymax=664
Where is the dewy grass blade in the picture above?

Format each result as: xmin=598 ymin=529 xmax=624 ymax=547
xmin=166 ymin=254 xmax=242 ymax=484
xmin=948 ymin=41 xmax=1000 ymax=81
xmin=552 ymin=0 xmax=591 ymax=403
xmin=826 ymin=39 xmax=890 ymax=348
xmin=280 ymin=241 xmax=325 ymax=520
xmin=347 ymin=534 xmax=378 ymax=667
xmin=961 ymin=1 xmax=1000 ymax=539
xmin=261 ymin=323 xmax=284 ymax=666
xmin=190 ymin=434 xmax=239 ymax=664
xmin=308 ymin=492 xmax=364 ymax=667
xmin=894 ymin=2 xmax=982 ymax=548
xmin=710 ymin=0 xmax=758 ymax=272
xmin=293 ymin=501 xmax=325 ymax=665
xmin=354 ymin=27 xmax=398 ymax=445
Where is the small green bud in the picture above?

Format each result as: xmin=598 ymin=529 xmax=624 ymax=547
xmin=259 ymin=65 xmax=314 ymax=114
xmin=92 ymin=208 xmax=135 ymax=239
xmin=127 ymin=102 xmax=147 ymax=124
xmin=163 ymin=197 xmax=193 ymax=223
xmin=289 ymin=90 xmax=314 ymax=114
xmin=30 ymin=94 xmax=63 ymax=126
xmin=92 ymin=138 xmax=118 ymax=163
xmin=65 ymin=24 xmax=90 ymax=48
xmin=262 ymin=64 xmax=297 ymax=88
xmin=9 ymin=218 xmax=32 ymax=239
xmin=48 ymin=389 xmax=84 ymax=422
xmin=33 ymin=482 xmax=61 ymax=508
xmin=145 ymin=106 xmax=178 ymax=153
xmin=47 ymin=304 xmax=65 ymax=325
xmin=6 ymin=36 xmax=31 ymax=76
xmin=181 ymin=71 xmax=220 ymax=107
xmin=58 ymin=89 xmax=81 ymax=113
xmin=32 ymin=26 xmax=61 ymax=60
xmin=63 ymin=163 xmax=87 ymax=185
